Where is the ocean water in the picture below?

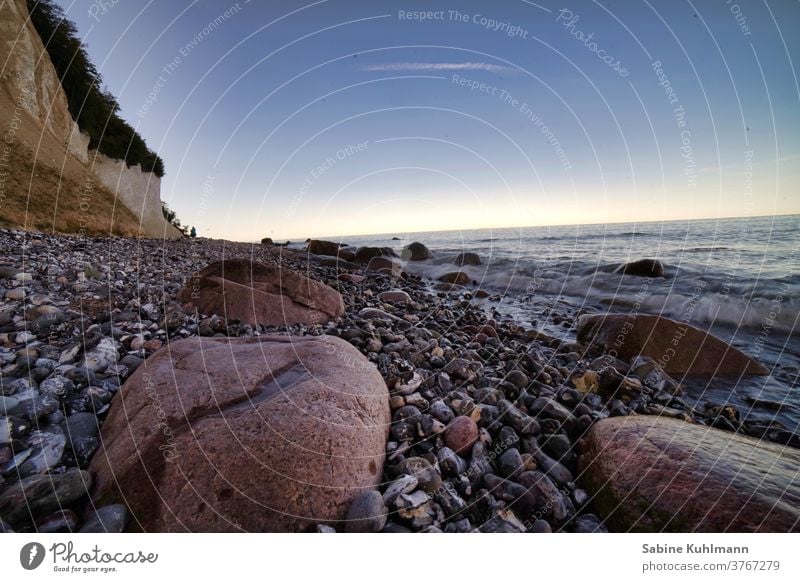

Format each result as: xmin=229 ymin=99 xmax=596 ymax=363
xmin=324 ymin=215 xmax=799 ymax=432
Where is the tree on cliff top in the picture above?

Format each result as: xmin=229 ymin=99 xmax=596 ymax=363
xmin=26 ymin=0 xmax=165 ymax=178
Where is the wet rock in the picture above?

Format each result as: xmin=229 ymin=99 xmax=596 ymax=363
xmin=615 ymin=258 xmax=665 ymax=278
xmin=354 ymin=247 xmax=398 ymax=264
xmin=438 ymin=272 xmax=470 ymax=286
xmin=577 ymin=314 xmax=768 ymax=376
xmin=579 ymin=416 xmax=800 ymax=532
xmin=454 ymin=252 xmax=481 ymax=266
xmin=402 ymin=242 xmax=432 ymax=261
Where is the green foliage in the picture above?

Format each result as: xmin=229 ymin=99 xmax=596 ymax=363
xmin=161 ymin=202 xmax=187 ymax=236
xmin=27 ymin=0 xmax=165 ymax=177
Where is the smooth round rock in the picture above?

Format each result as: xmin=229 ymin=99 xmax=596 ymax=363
xmin=89 ymin=335 xmax=390 ymax=532
xmin=344 ymin=491 xmax=387 ymax=533
xmin=579 ymin=416 xmax=800 ymax=532
xmin=444 ymin=416 xmax=479 ymax=455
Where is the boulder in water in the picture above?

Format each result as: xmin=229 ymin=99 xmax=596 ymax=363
xmin=439 ymin=271 xmax=471 ymax=285
xmin=615 ymin=259 xmax=665 ymax=278
xmin=577 ymin=313 xmax=767 ymax=376
xmin=354 ymin=246 xmax=399 ymax=264
xmin=402 ymin=242 xmax=432 ymax=261
xmin=579 ymin=416 xmax=800 ymax=532
xmin=454 ymin=252 xmax=481 ymax=266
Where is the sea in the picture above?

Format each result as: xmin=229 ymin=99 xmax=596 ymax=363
xmin=311 ymin=215 xmax=799 ymax=432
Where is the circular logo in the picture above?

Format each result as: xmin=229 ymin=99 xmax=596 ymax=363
xmin=20 ymin=542 xmax=46 ymax=570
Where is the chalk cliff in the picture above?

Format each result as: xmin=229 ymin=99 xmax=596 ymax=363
xmin=0 ymin=0 xmax=181 ymax=238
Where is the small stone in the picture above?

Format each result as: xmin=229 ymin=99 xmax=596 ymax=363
xmin=79 ymin=504 xmax=129 ymax=533
xmin=39 ymin=376 xmax=76 ymax=398
xmin=395 ymin=457 xmax=442 ymax=493
xmin=378 ymin=290 xmax=412 ymax=304
xmin=15 ymin=331 xmax=35 ymax=344
xmin=19 ymin=431 xmax=66 ymax=476
xmin=383 ymin=474 xmax=419 ymax=505
xmin=498 ymin=448 xmax=525 ymax=477
xmin=6 ymin=288 xmax=26 ymax=300
xmin=0 ymin=469 xmax=91 ymax=525
xmin=479 ymin=509 xmax=526 ymax=532
xmin=444 ymin=416 xmax=479 ymax=455
xmin=497 ymin=400 xmax=540 ymax=435
xmin=0 ymin=395 xmax=20 ymax=415
xmin=505 ymin=370 xmax=529 ymax=389
xmin=573 ymin=514 xmax=608 ymax=533
xmin=82 ymin=337 xmax=119 ymax=372
xmin=37 ymin=509 xmax=78 ymax=533
xmin=344 ymin=491 xmax=387 ymax=533
xmin=530 ymin=519 xmax=552 ymax=533
xmin=436 ymin=446 xmax=468 ymax=477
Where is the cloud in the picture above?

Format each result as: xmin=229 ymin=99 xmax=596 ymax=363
xmin=360 ymin=61 xmax=515 ymax=74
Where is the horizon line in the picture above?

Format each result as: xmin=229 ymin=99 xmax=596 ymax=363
xmin=245 ymin=211 xmax=799 ymax=244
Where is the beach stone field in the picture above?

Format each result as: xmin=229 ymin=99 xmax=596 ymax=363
xmin=0 ymin=230 xmax=798 ymax=533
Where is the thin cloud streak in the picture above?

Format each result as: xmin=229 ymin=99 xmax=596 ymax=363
xmin=360 ymin=61 xmax=515 ymax=74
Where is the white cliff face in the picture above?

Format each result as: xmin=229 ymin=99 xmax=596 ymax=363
xmin=0 ymin=0 xmax=181 ymax=239
xmin=90 ymin=153 xmax=183 ymax=239
xmin=0 ymin=0 xmax=74 ymax=146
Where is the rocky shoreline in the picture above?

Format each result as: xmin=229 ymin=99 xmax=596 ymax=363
xmin=1 ymin=230 xmax=798 ymax=533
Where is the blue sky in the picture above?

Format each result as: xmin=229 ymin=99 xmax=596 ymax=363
xmin=58 ymin=0 xmax=799 ymax=240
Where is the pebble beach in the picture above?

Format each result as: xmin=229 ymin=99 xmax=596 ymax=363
xmin=1 ymin=229 xmax=797 ymax=533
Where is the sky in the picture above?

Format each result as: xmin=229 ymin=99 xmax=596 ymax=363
xmin=57 ymin=0 xmax=800 ymax=241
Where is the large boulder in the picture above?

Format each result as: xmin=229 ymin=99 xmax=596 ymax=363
xmin=438 ymin=271 xmax=471 ymax=286
xmin=365 ymin=257 xmax=402 ymax=276
xmin=179 ymin=259 xmax=344 ymax=327
xmin=577 ymin=313 xmax=767 ymax=376
xmin=354 ymin=247 xmax=398 ymax=264
xmin=308 ymin=239 xmax=341 ymax=257
xmin=402 ymin=242 xmax=432 ymax=261
xmin=579 ymin=416 xmax=800 ymax=532
xmin=454 ymin=252 xmax=481 ymax=266
xmin=89 ymin=334 xmax=390 ymax=532
xmin=615 ymin=258 xmax=665 ymax=278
